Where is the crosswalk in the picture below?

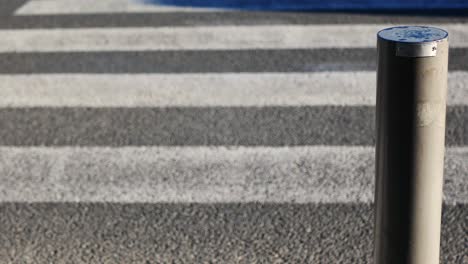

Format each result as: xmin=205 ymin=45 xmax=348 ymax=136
xmin=3 ymin=24 xmax=468 ymax=53
xmin=2 ymin=72 xmax=468 ymax=107
xmin=0 ymin=0 xmax=467 ymax=263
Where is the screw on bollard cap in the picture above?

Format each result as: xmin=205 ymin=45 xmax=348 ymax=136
xmin=377 ymin=26 xmax=448 ymax=58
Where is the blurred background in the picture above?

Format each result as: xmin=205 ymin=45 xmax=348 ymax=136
xmin=0 ymin=0 xmax=466 ymax=263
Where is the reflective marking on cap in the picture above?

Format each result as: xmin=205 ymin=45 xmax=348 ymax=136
xmin=395 ymin=42 xmax=438 ymax=57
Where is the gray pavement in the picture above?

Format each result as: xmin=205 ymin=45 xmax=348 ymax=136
xmin=2 ymin=49 xmax=468 ymax=73
xmin=0 ymin=0 xmax=27 ymax=16
xmin=0 ymin=203 xmax=465 ymax=263
xmin=0 ymin=106 xmax=467 ymax=146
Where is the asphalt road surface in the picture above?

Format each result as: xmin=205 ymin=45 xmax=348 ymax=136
xmin=0 ymin=0 xmax=467 ymax=263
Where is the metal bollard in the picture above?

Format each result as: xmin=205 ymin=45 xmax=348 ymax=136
xmin=374 ymin=26 xmax=449 ymax=264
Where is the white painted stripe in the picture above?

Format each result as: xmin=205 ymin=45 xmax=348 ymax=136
xmin=1 ymin=24 xmax=468 ymax=52
xmin=15 ymin=0 xmax=223 ymax=15
xmin=0 ymin=146 xmax=466 ymax=204
xmin=0 ymin=72 xmax=467 ymax=107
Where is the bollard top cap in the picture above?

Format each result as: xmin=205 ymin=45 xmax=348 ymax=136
xmin=377 ymin=26 xmax=448 ymax=43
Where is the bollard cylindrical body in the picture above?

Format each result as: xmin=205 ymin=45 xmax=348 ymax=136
xmin=374 ymin=26 xmax=449 ymax=264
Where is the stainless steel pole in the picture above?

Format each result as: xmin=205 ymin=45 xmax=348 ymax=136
xmin=374 ymin=26 xmax=449 ymax=264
